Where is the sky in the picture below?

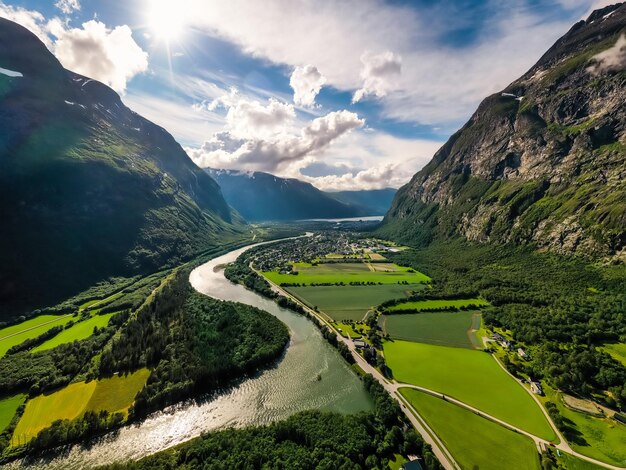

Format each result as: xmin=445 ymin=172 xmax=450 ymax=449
xmin=0 ymin=0 xmax=616 ymax=190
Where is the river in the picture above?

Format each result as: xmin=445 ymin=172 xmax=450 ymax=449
xmin=11 ymin=238 xmax=373 ymax=469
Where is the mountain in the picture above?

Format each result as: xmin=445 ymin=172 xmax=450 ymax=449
xmin=207 ymin=169 xmax=394 ymax=221
xmin=0 ymin=18 xmax=243 ymax=319
xmin=381 ymin=3 xmax=626 ymax=258
xmin=327 ymin=188 xmax=397 ymax=216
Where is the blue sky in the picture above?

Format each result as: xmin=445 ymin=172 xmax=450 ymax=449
xmin=0 ymin=0 xmax=611 ymax=189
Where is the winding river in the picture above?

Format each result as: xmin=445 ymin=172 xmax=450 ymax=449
xmin=13 ymin=238 xmax=373 ymax=469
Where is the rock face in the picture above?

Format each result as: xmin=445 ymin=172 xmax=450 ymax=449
xmin=381 ymin=3 xmax=626 ymax=258
xmin=0 ymin=18 xmax=242 ymax=318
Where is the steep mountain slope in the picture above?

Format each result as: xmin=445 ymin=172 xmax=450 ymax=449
xmin=0 ymin=18 xmax=243 ymax=318
xmin=208 ymin=169 xmax=390 ymax=220
xmin=381 ymin=3 xmax=626 ymax=258
xmin=327 ymin=188 xmax=397 ymax=216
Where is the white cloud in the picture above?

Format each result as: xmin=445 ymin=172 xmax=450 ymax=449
xmin=587 ymin=34 xmax=626 ymax=75
xmin=53 ymin=20 xmax=148 ymax=93
xmin=187 ymin=109 xmax=364 ymax=173
xmin=290 ymin=65 xmax=326 ymax=107
xmin=353 ymin=51 xmax=402 ymax=103
xmin=0 ymin=3 xmax=147 ymax=94
xmin=55 ymin=0 xmax=80 ymax=15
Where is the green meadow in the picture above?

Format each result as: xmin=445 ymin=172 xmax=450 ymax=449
xmin=334 ymin=322 xmax=370 ymax=339
xmin=0 ymin=315 xmax=74 ymax=358
xmin=0 ymin=394 xmax=26 ymax=433
xmin=384 ymin=340 xmax=556 ymax=441
xmin=381 ymin=311 xmax=480 ymax=349
xmin=400 ymin=388 xmax=540 ymax=470
xmin=386 ymin=298 xmax=489 ymax=312
xmin=263 ymin=262 xmax=430 ymax=286
xmin=12 ymin=368 xmax=150 ymax=443
xmin=601 ymin=343 xmax=626 ymax=367
xmin=287 ymin=284 xmax=423 ymax=321
xmin=32 ymin=312 xmax=118 ymax=352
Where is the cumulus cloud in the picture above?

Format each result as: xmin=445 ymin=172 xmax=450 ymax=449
xmin=53 ymin=20 xmax=148 ymax=93
xmin=587 ymin=34 xmax=626 ymax=75
xmin=290 ymin=65 xmax=326 ymax=107
xmin=353 ymin=51 xmax=402 ymax=103
xmin=55 ymin=0 xmax=80 ymax=15
xmin=0 ymin=3 xmax=148 ymax=93
xmin=186 ymin=109 xmax=364 ymax=173
xmin=300 ymin=161 xmax=356 ymax=177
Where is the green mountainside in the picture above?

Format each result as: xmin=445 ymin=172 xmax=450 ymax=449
xmin=0 ymin=18 xmax=243 ymax=319
xmin=381 ymin=3 xmax=626 ymax=260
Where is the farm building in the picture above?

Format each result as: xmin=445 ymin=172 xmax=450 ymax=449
xmin=530 ymin=381 xmax=544 ymax=395
xmin=353 ymin=339 xmax=367 ymax=349
xmin=517 ymin=348 xmax=529 ymax=359
xmin=402 ymin=458 xmax=424 ymax=470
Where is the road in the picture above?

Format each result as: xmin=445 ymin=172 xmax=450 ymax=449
xmin=260 ymin=269 xmax=625 ymax=470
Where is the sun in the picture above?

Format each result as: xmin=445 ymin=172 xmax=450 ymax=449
xmin=147 ymin=0 xmax=186 ymax=43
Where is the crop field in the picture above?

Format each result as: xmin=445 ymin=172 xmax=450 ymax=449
xmin=13 ymin=381 xmax=97 ymax=443
xmin=400 ymin=388 xmax=540 ymax=470
xmin=0 ymin=315 xmax=74 ymax=358
xmin=86 ymin=368 xmax=151 ymax=414
xmin=601 ymin=343 xmax=626 ymax=367
xmin=263 ymin=262 xmax=430 ymax=285
xmin=0 ymin=394 xmax=25 ymax=432
xmin=32 ymin=312 xmax=118 ymax=352
xmin=288 ymin=284 xmax=424 ymax=321
xmin=381 ymin=311 xmax=480 ymax=349
xmin=384 ymin=340 xmax=556 ymax=440
xmin=386 ymin=298 xmax=489 ymax=312
xmin=12 ymin=369 xmax=150 ymax=443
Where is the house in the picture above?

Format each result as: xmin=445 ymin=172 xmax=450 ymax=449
xmin=353 ymin=339 xmax=367 ymax=349
xmin=518 ymin=348 xmax=529 ymax=360
xmin=402 ymin=459 xmax=424 ymax=470
xmin=614 ymin=413 xmax=626 ymax=425
xmin=530 ymin=381 xmax=544 ymax=395
xmin=501 ymin=340 xmax=511 ymax=349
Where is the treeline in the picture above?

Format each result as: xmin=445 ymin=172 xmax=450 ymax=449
xmin=102 ymin=374 xmax=441 ymax=470
xmin=383 ymin=304 xmax=485 ymax=315
xmin=280 ymin=281 xmax=387 ymax=287
xmin=378 ymin=292 xmax=481 ymax=309
xmin=98 ymin=267 xmax=289 ymax=418
xmin=387 ymin=240 xmax=626 ymax=408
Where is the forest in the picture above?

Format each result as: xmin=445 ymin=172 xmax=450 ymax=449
xmin=387 ymin=240 xmax=626 ymax=408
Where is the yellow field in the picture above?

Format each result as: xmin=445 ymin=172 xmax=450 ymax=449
xmin=86 ymin=369 xmax=151 ymax=414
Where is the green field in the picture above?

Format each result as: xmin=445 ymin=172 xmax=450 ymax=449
xmin=386 ymin=298 xmax=489 ymax=312
xmin=288 ymin=284 xmax=424 ymax=321
xmin=13 ymin=369 xmax=150 ymax=443
xmin=13 ymin=381 xmax=97 ymax=443
xmin=381 ymin=311 xmax=480 ymax=349
xmin=384 ymin=340 xmax=556 ymax=441
xmin=0 ymin=315 xmax=74 ymax=358
xmin=263 ymin=262 xmax=430 ymax=286
xmin=553 ymin=391 xmax=626 ymax=466
xmin=601 ymin=343 xmax=626 ymax=367
xmin=86 ymin=369 xmax=151 ymax=414
xmin=31 ymin=312 xmax=118 ymax=352
xmin=400 ymin=388 xmax=540 ymax=470
xmin=557 ymin=453 xmax=607 ymax=470
xmin=0 ymin=394 xmax=26 ymax=432
xmin=335 ymin=322 xmax=370 ymax=339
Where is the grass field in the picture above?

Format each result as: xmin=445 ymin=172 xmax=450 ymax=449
xmin=263 ymin=262 xmax=430 ymax=286
xmin=0 ymin=394 xmax=25 ymax=432
xmin=335 ymin=322 xmax=370 ymax=339
xmin=32 ymin=312 xmax=118 ymax=352
xmin=86 ymin=369 xmax=151 ymax=414
xmin=557 ymin=453 xmax=607 ymax=470
xmin=601 ymin=343 xmax=626 ymax=367
xmin=287 ymin=284 xmax=424 ymax=321
xmin=0 ymin=315 xmax=74 ymax=358
xmin=386 ymin=298 xmax=489 ymax=312
xmin=12 ymin=368 xmax=150 ymax=443
xmin=384 ymin=340 xmax=556 ymax=441
xmin=400 ymin=388 xmax=540 ymax=470
xmin=381 ymin=311 xmax=480 ymax=349
xmin=551 ymin=389 xmax=626 ymax=466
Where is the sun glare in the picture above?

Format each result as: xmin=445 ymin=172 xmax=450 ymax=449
xmin=148 ymin=0 xmax=185 ymax=43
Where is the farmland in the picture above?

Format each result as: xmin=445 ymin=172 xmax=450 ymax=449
xmin=400 ymin=388 xmax=540 ymax=470
xmin=12 ymin=369 xmax=150 ymax=443
xmin=0 ymin=394 xmax=25 ymax=433
xmin=263 ymin=262 xmax=430 ymax=286
xmin=287 ymin=283 xmax=423 ymax=321
xmin=381 ymin=311 xmax=481 ymax=349
xmin=0 ymin=315 xmax=74 ymax=358
xmin=385 ymin=297 xmax=489 ymax=313
xmin=334 ymin=322 xmax=370 ymax=339
xmin=384 ymin=340 xmax=557 ymax=440
xmin=32 ymin=312 xmax=118 ymax=352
